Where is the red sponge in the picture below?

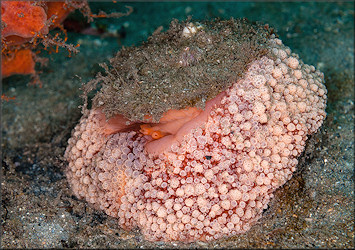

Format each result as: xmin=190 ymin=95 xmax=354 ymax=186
xmin=1 ymin=1 xmax=48 ymax=44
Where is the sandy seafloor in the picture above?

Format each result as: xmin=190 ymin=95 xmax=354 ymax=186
xmin=1 ymin=1 xmax=354 ymax=249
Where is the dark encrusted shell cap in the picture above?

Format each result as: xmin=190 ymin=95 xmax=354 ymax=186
xmin=88 ymin=18 xmax=275 ymax=122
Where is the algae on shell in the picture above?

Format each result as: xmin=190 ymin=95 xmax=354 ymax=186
xmin=85 ymin=18 xmax=276 ymax=122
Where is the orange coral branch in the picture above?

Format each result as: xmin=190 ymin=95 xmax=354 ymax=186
xmin=1 ymin=94 xmax=16 ymax=102
xmin=46 ymin=1 xmax=74 ymax=27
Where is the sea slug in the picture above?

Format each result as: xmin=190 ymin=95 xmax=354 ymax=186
xmin=65 ymin=19 xmax=327 ymax=242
